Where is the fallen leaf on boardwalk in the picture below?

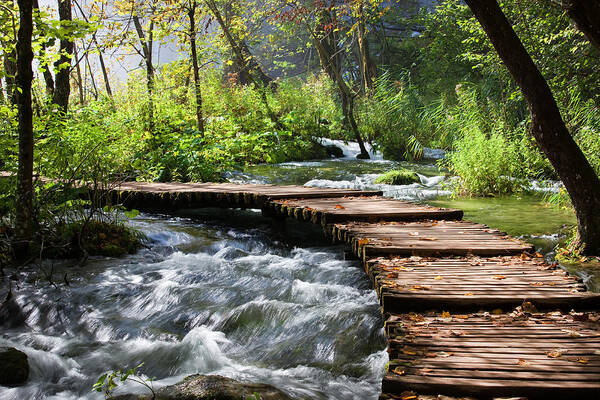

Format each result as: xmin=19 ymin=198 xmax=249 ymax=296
xmin=535 ymin=252 xmax=544 ymax=258
xmin=441 ymin=311 xmax=451 ymax=318
xmin=520 ymin=253 xmax=531 ymax=260
xmin=334 ymin=204 xmax=345 ymax=210
xmin=434 ymin=275 xmax=444 ymax=280
xmin=547 ymin=349 xmax=567 ymax=358
xmin=402 ymin=347 xmax=418 ymax=356
xmin=408 ymin=313 xmax=425 ymax=322
xmin=357 ymin=238 xmax=369 ymax=246
xmin=408 ymin=231 xmax=420 ymax=236
xmin=419 ymin=237 xmax=438 ymax=241
xmin=437 ymin=351 xmax=454 ymax=357
xmin=464 ymin=292 xmax=474 ymax=296
xmin=410 ymin=285 xmax=431 ymax=291
xmin=517 ymin=359 xmax=531 ymax=367
xmin=455 ymin=314 xmax=469 ymax=319
xmin=494 ymin=275 xmax=506 ymax=280
xmin=531 ymin=282 xmax=545 ymax=286
xmin=576 ymin=357 xmax=589 ymax=364
xmin=400 ymin=391 xmax=417 ymax=400
xmin=392 ymin=367 xmax=406 ymax=375
xmin=425 ymin=352 xmax=438 ymax=358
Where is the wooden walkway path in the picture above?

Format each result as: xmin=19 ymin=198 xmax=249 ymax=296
xmin=104 ymin=182 xmax=600 ymax=399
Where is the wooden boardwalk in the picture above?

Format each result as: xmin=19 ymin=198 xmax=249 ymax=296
xmin=101 ymin=182 xmax=600 ymax=399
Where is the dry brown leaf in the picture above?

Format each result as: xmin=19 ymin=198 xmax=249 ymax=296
xmin=577 ymin=357 xmax=589 ymax=364
xmin=441 ymin=311 xmax=451 ymax=318
xmin=547 ymin=349 xmax=567 ymax=358
xmin=410 ymin=285 xmax=431 ymax=291
xmin=419 ymin=237 xmax=438 ymax=241
xmin=334 ymin=204 xmax=345 ymax=210
xmin=517 ymin=359 xmax=531 ymax=366
xmin=402 ymin=346 xmax=418 ymax=356
xmin=357 ymin=238 xmax=369 ymax=246
xmin=494 ymin=275 xmax=507 ymax=280
xmin=434 ymin=275 xmax=444 ymax=280
xmin=400 ymin=391 xmax=417 ymax=400
xmin=464 ymin=292 xmax=474 ymax=296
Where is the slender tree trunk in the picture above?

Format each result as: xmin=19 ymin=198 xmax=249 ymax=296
xmin=73 ymin=42 xmax=84 ymax=105
xmin=465 ymin=0 xmax=600 ymax=254
xmin=14 ymin=0 xmax=35 ymax=258
xmin=86 ymin=53 xmax=98 ymax=100
xmin=3 ymin=48 xmax=17 ymax=102
xmin=205 ymin=0 xmax=272 ymax=87
xmin=133 ymin=14 xmax=155 ymax=134
xmin=357 ymin=5 xmax=376 ymax=94
xmin=33 ymin=0 xmax=54 ymax=98
xmin=561 ymin=0 xmax=600 ymax=50
xmin=73 ymin=0 xmax=112 ymax=97
xmin=312 ymin=12 xmax=369 ymax=159
xmin=188 ymin=2 xmax=204 ymax=135
xmin=52 ymin=0 xmax=73 ymax=113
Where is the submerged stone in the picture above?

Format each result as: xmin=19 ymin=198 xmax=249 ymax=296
xmin=110 ymin=374 xmax=295 ymax=400
xmin=0 ymin=347 xmax=29 ymax=386
xmin=325 ymin=144 xmax=344 ymax=158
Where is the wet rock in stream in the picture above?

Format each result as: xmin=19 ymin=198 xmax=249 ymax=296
xmin=110 ymin=374 xmax=295 ymax=400
xmin=0 ymin=347 xmax=29 ymax=386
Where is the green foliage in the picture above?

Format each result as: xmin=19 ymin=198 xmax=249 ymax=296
xmin=93 ymin=363 xmax=155 ymax=399
xmin=374 ymin=169 xmax=420 ymax=185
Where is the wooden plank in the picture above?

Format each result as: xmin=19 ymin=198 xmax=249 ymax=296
xmin=383 ymin=310 xmax=600 ymax=399
xmin=363 ymin=255 xmax=600 ymax=312
xmin=269 ymin=196 xmax=463 ymax=224
xmin=102 ymin=182 xmax=382 ymax=210
xmin=332 ymin=220 xmax=534 ymax=258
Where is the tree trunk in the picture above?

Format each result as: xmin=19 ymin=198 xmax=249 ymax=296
xmin=73 ymin=42 xmax=84 ymax=105
xmin=73 ymin=0 xmax=112 ymax=97
xmin=205 ymin=0 xmax=272 ymax=87
xmin=312 ymin=12 xmax=369 ymax=159
xmin=465 ymin=0 xmax=600 ymax=255
xmin=133 ymin=14 xmax=155 ymax=134
xmin=33 ymin=0 xmax=54 ymax=98
xmin=561 ymin=0 xmax=600 ymax=50
xmin=357 ymin=5 xmax=376 ymax=94
xmin=3 ymin=48 xmax=17 ymax=102
xmin=53 ymin=0 xmax=73 ymax=113
xmin=188 ymin=2 xmax=204 ymax=135
xmin=14 ymin=0 xmax=35 ymax=258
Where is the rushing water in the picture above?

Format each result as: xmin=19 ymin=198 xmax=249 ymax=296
xmin=2 ymin=140 xmax=597 ymax=399
xmin=1 ymin=213 xmax=387 ymax=399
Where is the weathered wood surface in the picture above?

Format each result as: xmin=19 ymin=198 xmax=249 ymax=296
xmin=383 ymin=310 xmax=600 ymax=399
xmin=365 ymin=256 xmax=600 ymax=312
xmin=331 ymin=220 xmax=534 ymax=259
xmin=267 ymin=196 xmax=463 ymax=225
xmin=104 ymin=182 xmax=382 ymax=210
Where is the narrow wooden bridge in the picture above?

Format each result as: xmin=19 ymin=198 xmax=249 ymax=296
xmin=108 ymin=181 xmax=600 ymax=399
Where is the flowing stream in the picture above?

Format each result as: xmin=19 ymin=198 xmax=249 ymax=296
xmin=2 ymin=140 xmax=598 ymax=400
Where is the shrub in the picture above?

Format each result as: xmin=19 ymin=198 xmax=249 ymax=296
xmin=374 ymin=169 xmax=421 ymax=185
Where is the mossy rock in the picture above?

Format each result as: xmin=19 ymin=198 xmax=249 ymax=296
xmin=110 ymin=374 xmax=295 ymax=400
xmin=374 ymin=169 xmax=420 ymax=185
xmin=0 ymin=347 xmax=29 ymax=386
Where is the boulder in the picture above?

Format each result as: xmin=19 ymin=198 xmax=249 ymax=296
xmin=110 ymin=374 xmax=295 ymax=400
xmin=0 ymin=347 xmax=29 ymax=386
xmin=325 ymin=144 xmax=344 ymax=158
